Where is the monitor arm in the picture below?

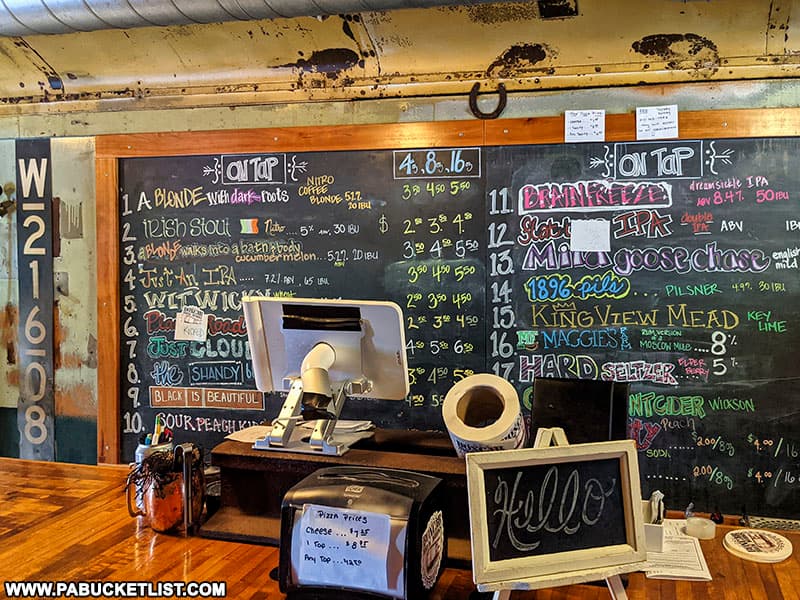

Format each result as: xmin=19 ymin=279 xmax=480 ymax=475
xmin=298 ymin=342 xmax=336 ymax=421
xmin=242 ymin=297 xmax=408 ymax=456
xmin=259 ymin=342 xmax=371 ymax=455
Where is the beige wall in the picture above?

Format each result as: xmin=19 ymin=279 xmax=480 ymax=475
xmin=3 ymin=79 xmax=800 ymax=139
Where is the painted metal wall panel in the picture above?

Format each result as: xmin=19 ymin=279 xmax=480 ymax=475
xmin=0 ymin=0 xmax=798 ymax=113
xmin=15 ymin=139 xmax=55 ymax=460
xmin=0 ymin=141 xmax=17 ymax=412
xmin=50 ymin=137 xmax=98 ymax=463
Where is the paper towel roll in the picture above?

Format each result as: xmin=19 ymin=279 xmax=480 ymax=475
xmin=442 ymin=374 xmax=527 ymax=458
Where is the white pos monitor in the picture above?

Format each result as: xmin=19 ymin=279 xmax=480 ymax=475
xmin=242 ymin=296 xmax=410 ymax=455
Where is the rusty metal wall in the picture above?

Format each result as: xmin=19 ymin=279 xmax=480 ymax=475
xmin=0 ymin=1 xmax=798 ymax=114
xmin=0 ymin=142 xmax=16 ymax=412
xmin=0 ymin=141 xmax=19 ymax=457
xmin=50 ymin=138 xmax=97 ymax=463
xmin=1 ymin=78 xmax=799 ymax=139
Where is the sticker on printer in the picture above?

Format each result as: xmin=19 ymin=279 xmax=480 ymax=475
xmin=344 ymin=485 xmax=364 ymax=497
xmin=421 ymin=510 xmax=444 ymax=589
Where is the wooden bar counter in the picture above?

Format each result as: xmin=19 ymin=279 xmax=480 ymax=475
xmin=1 ymin=457 xmax=798 ymax=599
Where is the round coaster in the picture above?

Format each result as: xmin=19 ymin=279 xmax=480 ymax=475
xmin=723 ymin=529 xmax=793 ymax=563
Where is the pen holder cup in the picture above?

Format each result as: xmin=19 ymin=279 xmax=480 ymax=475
xmin=641 ymin=500 xmax=665 ymax=552
xmin=126 ymin=447 xmax=205 ymax=534
xmin=132 ymin=442 xmax=173 ymax=512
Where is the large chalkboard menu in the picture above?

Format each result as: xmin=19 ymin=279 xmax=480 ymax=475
xmin=118 ymin=136 xmax=800 ymax=520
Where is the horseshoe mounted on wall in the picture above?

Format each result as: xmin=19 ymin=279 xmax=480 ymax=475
xmin=469 ymin=82 xmax=507 ymax=120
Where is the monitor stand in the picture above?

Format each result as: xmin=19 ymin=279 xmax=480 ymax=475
xmin=253 ymin=377 xmax=373 ymax=456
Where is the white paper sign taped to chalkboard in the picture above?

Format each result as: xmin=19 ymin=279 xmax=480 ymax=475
xmin=570 ymin=219 xmax=611 ymax=252
xmin=297 ymin=504 xmax=391 ymax=592
xmin=174 ymin=311 xmax=209 ymax=342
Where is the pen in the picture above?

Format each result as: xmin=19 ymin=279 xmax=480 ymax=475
xmin=710 ymin=506 xmax=724 ymax=524
xmin=152 ymin=415 xmax=162 ymax=445
xmin=649 ymin=490 xmax=665 ymax=524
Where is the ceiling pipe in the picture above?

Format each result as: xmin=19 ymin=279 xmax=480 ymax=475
xmin=0 ymin=0 xmax=510 ymax=36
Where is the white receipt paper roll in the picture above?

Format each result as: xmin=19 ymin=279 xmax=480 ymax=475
xmin=442 ymin=374 xmax=527 ymax=458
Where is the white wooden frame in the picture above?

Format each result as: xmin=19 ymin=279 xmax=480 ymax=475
xmin=466 ymin=438 xmax=646 ymax=592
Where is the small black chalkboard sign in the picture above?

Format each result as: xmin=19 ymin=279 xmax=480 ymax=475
xmin=484 ymin=457 xmax=627 ymax=561
xmin=466 ymin=439 xmax=646 ymax=591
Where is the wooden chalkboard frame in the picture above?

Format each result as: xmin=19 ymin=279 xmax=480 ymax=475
xmin=95 ymin=108 xmax=800 ymax=463
xmin=465 ymin=439 xmax=645 ymax=590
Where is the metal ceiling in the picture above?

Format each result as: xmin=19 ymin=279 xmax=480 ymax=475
xmin=0 ymin=0 xmax=510 ymax=36
xmin=0 ymin=1 xmax=798 ymax=115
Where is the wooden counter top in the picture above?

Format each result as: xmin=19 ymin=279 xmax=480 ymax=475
xmin=0 ymin=457 xmax=798 ymax=599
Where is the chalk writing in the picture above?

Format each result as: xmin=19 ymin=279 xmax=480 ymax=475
xmin=601 ymin=361 xmax=678 ymax=386
xmin=118 ymin=137 xmax=800 ymax=521
xmin=491 ymin=467 xmax=616 ymax=551
xmin=484 ymin=457 xmax=626 ymax=561
xmin=155 ymin=410 xmax=261 ymax=433
xmin=519 ymin=180 xmax=672 ymax=213
xmin=612 ymin=210 xmax=673 ymax=239
xmin=517 ymin=215 xmax=570 ymax=244
xmin=393 ymin=148 xmax=481 ymax=179
xmin=629 ymin=392 xmax=705 ymax=418
xmin=612 ymin=243 xmax=770 ymax=276
xmin=533 ymin=327 xmax=631 ymax=351
xmin=529 ymin=303 xmax=738 ymax=330
xmin=524 ymin=270 xmax=630 ymax=302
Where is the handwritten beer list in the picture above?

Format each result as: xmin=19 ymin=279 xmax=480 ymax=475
xmin=297 ymin=504 xmax=391 ymax=592
xmin=390 ymin=148 xmax=485 ymax=415
xmin=118 ymin=149 xmax=486 ymax=459
xmin=120 ymin=138 xmax=799 ymax=517
xmin=485 ymin=138 xmax=800 ymax=517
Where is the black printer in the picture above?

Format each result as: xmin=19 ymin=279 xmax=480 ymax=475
xmin=280 ymin=466 xmax=447 ymax=599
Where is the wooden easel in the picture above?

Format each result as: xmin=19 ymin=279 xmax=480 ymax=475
xmin=491 ymin=427 xmax=628 ymax=600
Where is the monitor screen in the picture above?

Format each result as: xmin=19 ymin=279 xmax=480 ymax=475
xmin=242 ymin=296 xmax=409 ymax=401
xmin=530 ymin=377 xmax=629 ymax=444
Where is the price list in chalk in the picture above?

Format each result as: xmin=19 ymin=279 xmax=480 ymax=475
xmin=746 ymin=434 xmax=800 ymax=490
xmin=297 ymin=504 xmax=391 ymax=592
xmin=388 ymin=147 xmax=486 ymax=411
